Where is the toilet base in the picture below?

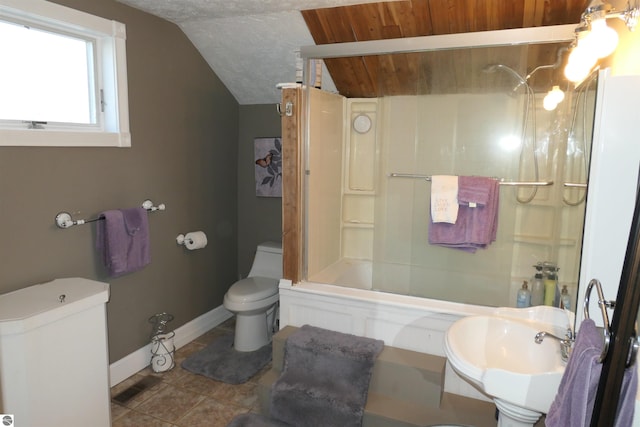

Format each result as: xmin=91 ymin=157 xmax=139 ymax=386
xmin=233 ymin=306 xmax=276 ymax=352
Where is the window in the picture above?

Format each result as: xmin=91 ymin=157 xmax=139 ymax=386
xmin=0 ymin=0 xmax=130 ymax=147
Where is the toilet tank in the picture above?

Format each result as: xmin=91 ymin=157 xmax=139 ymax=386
xmin=248 ymin=241 xmax=283 ymax=279
xmin=0 ymin=277 xmax=110 ymax=427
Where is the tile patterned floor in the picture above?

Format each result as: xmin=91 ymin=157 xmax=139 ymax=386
xmin=110 ymin=318 xmax=268 ymax=427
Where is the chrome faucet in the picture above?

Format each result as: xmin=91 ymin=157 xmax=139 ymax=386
xmin=535 ymin=329 xmax=574 ymax=362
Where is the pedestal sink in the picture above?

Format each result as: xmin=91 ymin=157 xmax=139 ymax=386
xmin=444 ymin=306 xmax=573 ymax=427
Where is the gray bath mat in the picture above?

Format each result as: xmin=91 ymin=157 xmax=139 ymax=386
xmin=270 ymin=325 xmax=384 ymax=427
xmin=226 ymin=413 xmax=291 ymax=427
xmin=181 ymin=333 xmax=271 ymax=384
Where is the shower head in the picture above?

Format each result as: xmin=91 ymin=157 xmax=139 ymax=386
xmin=482 ymin=64 xmax=527 ymax=84
xmin=481 ymin=64 xmax=529 ymax=92
xmin=482 ymin=64 xmax=500 ymax=73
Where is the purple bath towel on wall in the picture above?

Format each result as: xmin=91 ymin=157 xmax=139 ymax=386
xmin=96 ymin=207 xmax=150 ymax=277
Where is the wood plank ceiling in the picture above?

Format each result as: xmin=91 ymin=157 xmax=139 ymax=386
xmin=301 ymin=0 xmax=589 ymax=97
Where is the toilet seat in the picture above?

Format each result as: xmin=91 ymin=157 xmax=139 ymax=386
xmin=225 ymin=277 xmax=278 ymax=303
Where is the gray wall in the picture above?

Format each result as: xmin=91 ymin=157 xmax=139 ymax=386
xmin=0 ymin=0 xmax=239 ymax=362
xmin=237 ymin=105 xmax=283 ymax=278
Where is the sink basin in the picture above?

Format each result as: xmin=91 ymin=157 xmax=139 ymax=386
xmin=444 ymin=306 xmax=572 ymax=423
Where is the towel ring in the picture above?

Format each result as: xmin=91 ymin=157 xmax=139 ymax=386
xmin=584 ymin=278 xmax=615 ymax=363
xmin=627 ymin=334 xmax=639 ymax=368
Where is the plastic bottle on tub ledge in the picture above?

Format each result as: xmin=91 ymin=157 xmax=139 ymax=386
xmin=543 ymin=263 xmax=560 ymax=307
xmin=516 ymin=281 xmax=531 ymax=308
xmin=530 ymin=264 xmax=545 ymax=306
xmin=560 ymin=285 xmax=572 ymax=311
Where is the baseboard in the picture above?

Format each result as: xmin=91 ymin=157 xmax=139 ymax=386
xmin=109 ymin=305 xmax=233 ymax=386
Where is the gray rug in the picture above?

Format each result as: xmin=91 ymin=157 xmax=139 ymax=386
xmin=226 ymin=413 xmax=291 ymax=427
xmin=181 ymin=333 xmax=271 ymax=384
xmin=269 ymin=325 xmax=384 ymax=427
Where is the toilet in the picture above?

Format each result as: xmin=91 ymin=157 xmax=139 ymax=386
xmin=223 ymin=241 xmax=282 ymax=352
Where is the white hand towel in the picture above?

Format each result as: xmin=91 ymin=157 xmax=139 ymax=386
xmin=431 ymin=175 xmax=459 ymax=224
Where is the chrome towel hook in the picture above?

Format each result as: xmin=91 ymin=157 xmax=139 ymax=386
xmin=276 ymin=101 xmax=293 ymax=117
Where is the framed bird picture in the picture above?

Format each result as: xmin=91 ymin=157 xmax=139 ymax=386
xmin=254 ymin=137 xmax=282 ymax=197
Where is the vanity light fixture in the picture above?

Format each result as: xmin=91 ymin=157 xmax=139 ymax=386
xmin=564 ymin=0 xmax=639 ymax=83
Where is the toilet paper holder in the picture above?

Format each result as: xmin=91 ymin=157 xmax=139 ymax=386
xmin=176 ymin=234 xmax=193 ymax=245
xmin=176 ymin=231 xmax=207 ymax=249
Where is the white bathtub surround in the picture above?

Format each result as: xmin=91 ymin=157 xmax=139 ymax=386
xmin=307 ymin=258 xmax=372 ymax=289
xmin=306 ymin=89 xmax=588 ymax=310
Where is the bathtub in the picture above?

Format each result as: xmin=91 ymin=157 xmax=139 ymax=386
xmin=307 ymin=258 xmax=372 ymax=290
xmin=278 ymin=267 xmax=498 ymax=400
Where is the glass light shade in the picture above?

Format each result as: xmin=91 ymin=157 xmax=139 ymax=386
xmin=548 ymin=86 xmax=565 ymax=103
xmin=586 ymin=19 xmax=619 ymax=58
xmin=564 ymin=46 xmax=597 ymax=82
xmin=569 ymin=44 xmax=598 ymax=68
xmin=565 ymin=61 xmax=591 ymax=82
xmin=543 ymin=86 xmax=565 ymax=111
xmin=543 ymin=95 xmax=558 ymax=111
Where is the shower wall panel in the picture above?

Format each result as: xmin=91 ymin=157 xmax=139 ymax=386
xmin=306 ymin=88 xmax=591 ymax=308
xmin=307 ymin=89 xmax=345 ymax=278
xmin=374 ymin=93 xmax=518 ymax=306
xmin=342 ymin=99 xmax=378 ymax=260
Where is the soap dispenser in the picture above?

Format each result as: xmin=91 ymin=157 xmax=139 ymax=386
xmin=530 ymin=264 xmax=545 ymax=306
xmin=516 ymin=281 xmax=531 ymax=308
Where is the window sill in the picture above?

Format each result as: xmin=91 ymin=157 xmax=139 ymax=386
xmin=0 ymin=129 xmax=131 ymax=147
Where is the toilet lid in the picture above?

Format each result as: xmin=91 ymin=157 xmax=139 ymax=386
xmin=227 ymin=277 xmax=278 ymax=303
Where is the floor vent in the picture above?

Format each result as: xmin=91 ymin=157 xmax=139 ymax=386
xmin=112 ymin=375 xmax=162 ymax=404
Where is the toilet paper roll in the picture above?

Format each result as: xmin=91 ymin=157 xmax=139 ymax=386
xmin=184 ymin=231 xmax=207 ymax=250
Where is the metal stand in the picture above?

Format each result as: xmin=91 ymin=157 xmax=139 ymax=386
xmin=149 ymin=313 xmax=175 ymax=373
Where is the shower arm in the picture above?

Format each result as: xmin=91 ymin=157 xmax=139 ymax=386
xmin=563 ymin=72 xmax=598 ymax=206
xmin=482 ymin=63 xmax=540 ymax=203
xmin=515 ymin=82 xmax=540 ymax=204
xmin=524 ymin=47 xmax=569 ymax=82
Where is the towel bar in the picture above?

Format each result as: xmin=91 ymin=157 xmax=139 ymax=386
xmin=55 ymin=199 xmax=165 ymax=229
xmin=564 ymin=182 xmax=588 ymax=188
xmin=387 ymin=172 xmax=553 ymax=187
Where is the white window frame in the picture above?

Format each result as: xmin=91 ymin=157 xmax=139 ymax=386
xmin=0 ymin=0 xmax=130 ymax=147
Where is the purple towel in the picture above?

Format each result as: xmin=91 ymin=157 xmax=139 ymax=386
xmin=616 ymin=363 xmax=638 ymax=427
xmin=546 ymin=319 xmax=602 ymax=427
xmin=459 ymin=176 xmax=499 ymax=245
xmin=96 ymin=207 xmax=150 ymax=277
xmin=545 ymin=319 xmax=637 ymax=427
xmin=428 ymin=176 xmax=499 ymax=252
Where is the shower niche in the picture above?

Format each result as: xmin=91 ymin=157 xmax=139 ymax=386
xmin=342 ymin=100 xmax=377 ymax=259
xmin=302 ymin=28 xmax=597 ymax=310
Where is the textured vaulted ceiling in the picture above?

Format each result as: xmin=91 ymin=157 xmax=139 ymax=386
xmin=116 ymin=0 xmax=589 ymax=104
